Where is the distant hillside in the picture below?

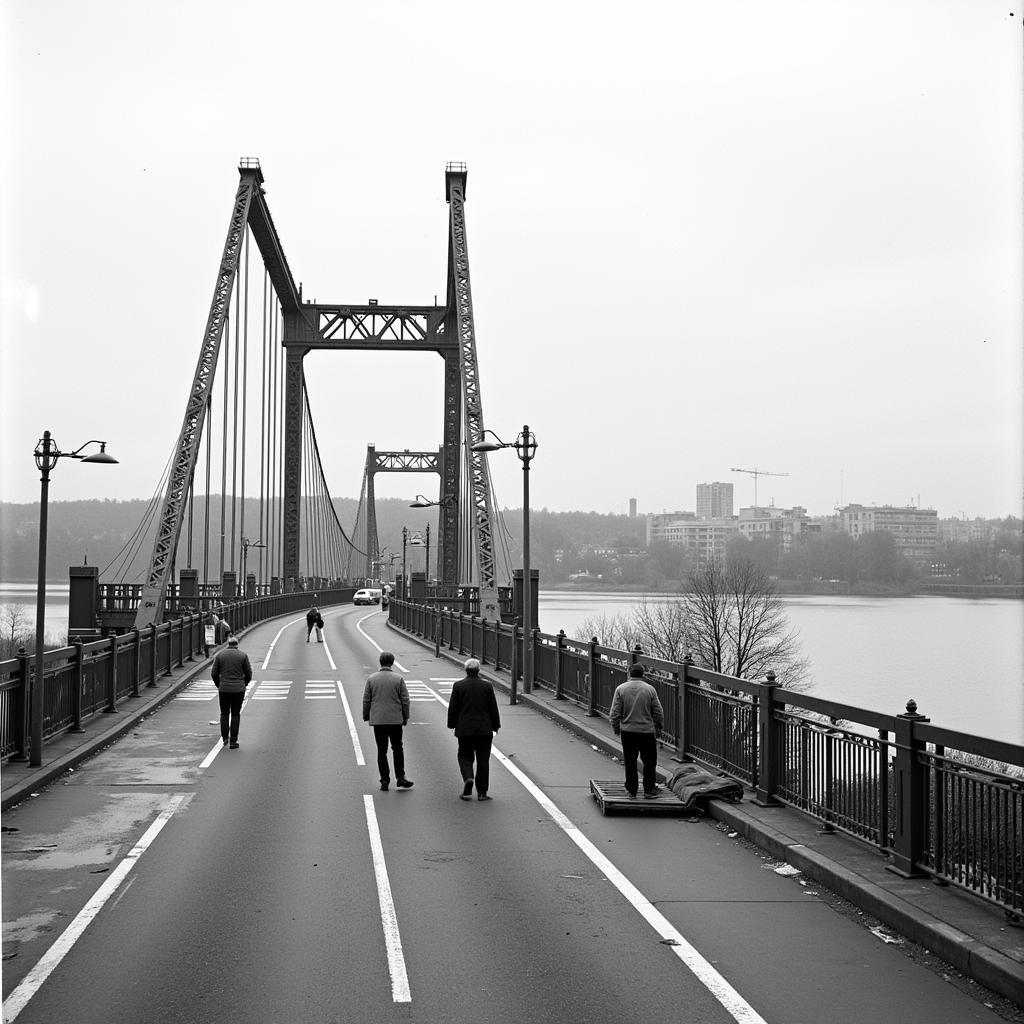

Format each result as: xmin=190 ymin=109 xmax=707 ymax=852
xmin=0 ymin=499 xmax=644 ymax=583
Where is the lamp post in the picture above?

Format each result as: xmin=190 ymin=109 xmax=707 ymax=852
xmin=471 ymin=424 xmax=537 ymax=702
xmin=240 ymin=537 xmax=265 ymax=595
xmin=424 ymin=526 xmax=430 ymax=584
xmin=401 ymin=527 xmax=408 ymax=598
xmin=31 ymin=431 xmax=118 ymax=766
xmin=409 ymin=494 xmax=455 ymax=583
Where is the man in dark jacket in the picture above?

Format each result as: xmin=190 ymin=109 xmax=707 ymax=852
xmin=447 ymin=658 xmax=501 ymax=801
xmin=362 ymin=651 xmax=413 ymax=792
xmin=306 ymin=603 xmax=323 ymax=642
xmin=211 ymin=635 xmax=253 ymax=749
xmin=609 ymin=663 xmax=664 ymax=798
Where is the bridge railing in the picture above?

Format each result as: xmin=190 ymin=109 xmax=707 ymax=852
xmin=0 ymin=587 xmax=355 ymax=771
xmin=389 ymin=598 xmax=1024 ymax=918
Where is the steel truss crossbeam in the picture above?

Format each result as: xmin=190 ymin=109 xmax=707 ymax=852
xmin=283 ymin=304 xmax=449 ymax=350
xmin=372 ymin=449 xmax=441 ymax=473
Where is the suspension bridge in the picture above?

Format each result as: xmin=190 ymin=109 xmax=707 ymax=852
xmin=71 ymin=159 xmax=520 ymax=637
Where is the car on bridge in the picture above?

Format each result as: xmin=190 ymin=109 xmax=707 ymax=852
xmin=353 ymin=588 xmax=383 ymax=605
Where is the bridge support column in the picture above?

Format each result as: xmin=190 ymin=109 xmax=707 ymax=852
xmin=221 ymin=571 xmax=237 ymax=601
xmin=179 ymin=568 xmax=199 ymax=607
xmin=68 ymin=565 xmax=100 ymax=642
xmin=282 ymin=348 xmax=305 ymax=588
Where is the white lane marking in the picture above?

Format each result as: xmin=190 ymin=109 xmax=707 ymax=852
xmin=321 ymin=633 xmax=338 ymax=671
xmin=3 ymin=794 xmax=190 ymax=1022
xmin=337 ymin=682 xmax=365 ymax=765
xmin=198 ymin=687 xmax=257 ymax=768
xmin=356 ymin=615 xmax=408 ymax=673
xmin=412 ymin=681 xmax=766 ymax=1024
xmin=262 ymin=616 xmax=307 ymax=669
xmin=363 ymin=795 xmax=411 ymax=1003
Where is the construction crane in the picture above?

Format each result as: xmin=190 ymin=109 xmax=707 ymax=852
xmin=730 ymin=466 xmax=789 ymax=508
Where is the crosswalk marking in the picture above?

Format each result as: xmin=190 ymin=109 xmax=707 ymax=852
xmin=175 ymin=680 xmax=217 ymax=702
xmin=305 ymin=681 xmax=337 ymax=700
xmin=252 ymin=680 xmax=291 ymax=700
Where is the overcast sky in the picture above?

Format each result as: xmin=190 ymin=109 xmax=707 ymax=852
xmin=2 ymin=1 xmax=1021 ymax=524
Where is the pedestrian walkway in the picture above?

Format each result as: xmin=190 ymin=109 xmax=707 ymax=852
xmin=390 ymin=625 xmax=1024 ymax=1011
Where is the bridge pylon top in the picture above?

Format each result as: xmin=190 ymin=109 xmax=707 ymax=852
xmin=445 ymin=162 xmax=467 ymax=201
xmin=238 ymin=156 xmax=265 ymax=184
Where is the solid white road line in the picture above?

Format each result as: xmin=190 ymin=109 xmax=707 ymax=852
xmin=198 ymin=686 xmax=257 ymax=769
xmin=337 ymin=681 xmax=365 ymax=765
xmin=3 ymin=794 xmax=190 ymax=1022
xmin=261 ymin=616 xmax=307 ymax=670
xmin=363 ymin=795 xmax=411 ymax=1003
xmin=412 ymin=681 xmax=766 ymax=1024
xmin=356 ymin=614 xmax=408 ymax=673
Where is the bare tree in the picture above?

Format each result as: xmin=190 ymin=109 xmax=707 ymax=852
xmin=1 ymin=603 xmax=28 ymax=659
xmin=574 ymin=559 xmax=808 ymax=689
xmin=684 ymin=557 xmax=808 ymax=688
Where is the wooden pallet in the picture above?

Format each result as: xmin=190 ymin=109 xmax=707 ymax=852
xmin=589 ymin=779 xmax=690 ymax=816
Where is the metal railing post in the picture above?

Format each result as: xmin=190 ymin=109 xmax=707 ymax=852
xmin=11 ymin=647 xmax=30 ymax=760
xmin=554 ymin=630 xmax=565 ymax=700
xmin=131 ymin=628 xmax=142 ymax=697
xmin=888 ymin=700 xmax=931 ymax=878
xmin=585 ymin=637 xmax=598 ymax=718
xmin=148 ymin=622 xmax=158 ymax=686
xmin=70 ymin=641 xmax=86 ymax=732
xmin=104 ymin=634 xmax=118 ymax=712
xmin=674 ymin=653 xmax=692 ymax=762
xmin=754 ymin=670 xmax=781 ymax=806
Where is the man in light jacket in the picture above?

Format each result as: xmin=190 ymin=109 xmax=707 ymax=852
xmin=447 ymin=658 xmax=501 ymax=801
xmin=362 ymin=651 xmax=413 ymax=792
xmin=609 ymin=663 xmax=664 ymax=798
xmin=211 ymin=635 xmax=253 ymax=749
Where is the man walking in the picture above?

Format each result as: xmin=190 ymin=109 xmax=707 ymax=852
xmin=362 ymin=651 xmax=413 ymax=792
xmin=211 ymin=635 xmax=253 ymax=749
xmin=609 ymin=663 xmax=664 ymax=798
xmin=447 ymin=658 xmax=501 ymax=801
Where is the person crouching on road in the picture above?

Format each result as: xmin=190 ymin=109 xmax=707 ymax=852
xmin=362 ymin=651 xmax=413 ymax=792
xmin=609 ymin=663 xmax=664 ymax=798
xmin=212 ymin=635 xmax=253 ymax=749
xmin=447 ymin=657 xmax=501 ymax=801
xmin=306 ymin=603 xmax=324 ymax=642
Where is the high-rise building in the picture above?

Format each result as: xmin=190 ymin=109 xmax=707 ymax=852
xmin=628 ymin=498 xmax=637 ymax=518
xmin=696 ymin=482 xmax=734 ymax=520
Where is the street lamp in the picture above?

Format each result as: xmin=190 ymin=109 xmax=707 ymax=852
xmin=471 ymin=424 xmax=538 ymax=702
xmin=401 ymin=526 xmax=408 ymax=598
xmin=32 ymin=431 xmax=118 ymax=766
xmin=240 ymin=537 xmax=265 ymax=595
xmin=409 ymin=493 xmax=455 ymax=509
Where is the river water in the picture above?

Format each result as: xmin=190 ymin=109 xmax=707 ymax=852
xmin=539 ymin=591 xmax=1024 ymax=745
xmin=2 ymin=584 xmax=1021 ymax=744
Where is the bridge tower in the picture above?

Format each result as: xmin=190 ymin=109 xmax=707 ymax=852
xmin=133 ymin=161 xmax=504 ymax=626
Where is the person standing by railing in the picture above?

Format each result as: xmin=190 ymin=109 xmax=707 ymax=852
xmin=610 ymin=664 xmax=664 ymax=799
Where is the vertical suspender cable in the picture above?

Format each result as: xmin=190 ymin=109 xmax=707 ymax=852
xmin=219 ymin=308 xmax=230 ymax=583
xmin=203 ymin=393 xmax=212 ymax=587
xmin=230 ymin=248 xmax=241 ymax=572
xmin=258 ymin=269 xmax=268 ymax=586
xmin=239 ymin=229 xmax=250 ymax=577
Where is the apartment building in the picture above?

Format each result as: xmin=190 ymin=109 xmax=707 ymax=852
xmin=840 ymin=504 xmax=938 ymax=561
xmin=737 ymin=506 xmax=818 ymax=550
xmin=647 ymin=511 xmax=737 ymax=561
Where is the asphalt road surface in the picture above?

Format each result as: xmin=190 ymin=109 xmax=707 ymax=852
xmin=1 ymin=605 xmax=1010 ymax=1023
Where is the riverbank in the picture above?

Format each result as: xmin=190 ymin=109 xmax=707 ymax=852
xmin=546 ymin=579 xmax=1023 ymax=599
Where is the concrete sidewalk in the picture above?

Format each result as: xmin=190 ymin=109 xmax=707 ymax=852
xmin=1 ymin=650 xmax=213 ymax=814
xmin=3 ymin=623 xmax=1021 ymax=1009
xmin=394 ymin=626 xmax=1023 ymax=1010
